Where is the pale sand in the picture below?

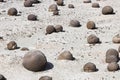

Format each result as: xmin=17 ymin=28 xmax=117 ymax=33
xmin=0 ymin=0 xmax=120 ymax=80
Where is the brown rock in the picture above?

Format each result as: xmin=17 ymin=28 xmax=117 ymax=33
xmin=7 ymin=41 xmax=17 ymax=50
xmin=107 ymin=62 xmax=119 ymax=71
xmin=23 ymin=50 xmax=47 ymax=72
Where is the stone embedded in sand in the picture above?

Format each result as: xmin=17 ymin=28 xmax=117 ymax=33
xmin=8 ymin=8 xmax=18 ymax=16
xmin=49 ymin=4 xmax=58 ymax=12
xmin=54 ymin=25 xmax=63 ymax=32
xmin=112 ymin=34 xmax=120 ymax=43
xmin=106 ymin=49 xmax=119 ymax=57
xmin=28 ymin=14 xmax=37 ymax=21
xmin=24 ymin=0 xmax=33 ymax=7
xmin=106 ymin=55 xmax=119 ymax=63
xmin=23 ymin=50 xmax=47 ymax=72
xmin=70 ymin=20 xmax=80 ymax=27
xmin=57 ymin=0 xmax=64 ymax=6
xmin=102 ymin=6 xmax=114 ymax=15
xmin=58 ymin=51 xmax=75 ymax=60
xmin=83 ymin=62 xmax=97 ymax=72
xmin=0 ymin=74 xmax=6 ymax=80
xmin=53 ymin=10 xmax=59 ymax=15
xmin=7 ymin=41 xmax=17 ymax=50
xmin=83 ymin=0 xmax=91 ymax=3
xmin=87 ymin=34 xmax=100 ymax=44
xmin=68 ymin=4 xmax=74 ymax=8
xmin=107 ymin=62 xmax=119 ymax=71
xmin=21 ymin=47 xmax=29 ymax=51
xmin=87 ymin=21 xmax=96 ymax=29
xmin=46 ymin=25 xmax=55 ymax=34
xmin=92 ymin=3 xmax=100 ymax=8
xmin=39 ymin=76 xmax=52 ymax=80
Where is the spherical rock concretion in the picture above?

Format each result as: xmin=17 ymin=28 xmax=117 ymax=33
xmin=57 ymin=0 xmax=64 ymax=6
xmin=83 ymin=0 xmax=91 ymax=3
xmin=112 ymin=34 xmax=120 ymax=43
xmin=39 ymin=76 xmax=52 ymax=80
xmin=106 ymin=49 xmax=119 ymax=57
xmin=83 ymin=62 xmax=97 ymax=72
xmin=68 ymin=4 xmax=74 ymax=8
xmin=106 ymin=55 xmax=119 ymax=63
xmin=87 ymin=34 xmax=100 ymax=44
xmin=70 ymin=20 xmax=80 ymax=27
xmin=23 ymin=50 xmax=47 ymax=72
xmin=92 ymin=3 xmax=100 ymax=8
xmin=107 ymin=62 xmax=119 ymax=71
xmin=102 ymin=6 xmax=114 ymax=15
xmin=58 ymin=51 xmax=75 ymax=60
xmin=24 ymin=0 xmax=33 ymax=7
xmin=54 ymin=25 xmax=63 ymax=32
xmin=49 ymin=4 xmax=58 ymax=12
xmin=46 ymin=25 xmax=55 ymax=34
xmin=7 ymin=41 xmax=17 ymax=50
xmin=0 ymin=74 xmax=6 ymax=80
xmin=8 ymin=8 xmax=18 ymax=16
xmin=87 ymin=21 xmax=96 ymax=29
xmin=28 ymin=14 xmax=37 ymax=21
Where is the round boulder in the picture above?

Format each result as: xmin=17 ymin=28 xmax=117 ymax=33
xmin=86 ymin=21 xmax=96 ymax=29
xmin=46 ymin=25 xmax=55 ymax=34
xmin=83 ymin=62 xmax=97 ymax=72
xmin=49 ymin=4 xmax=58 ymax=12
xmin=54 ymin=25 xmax=63 ymax=32
xmin=23 ymin=50 xmax=47 ymax=72
xmin=70 ymin=20 xmax=80 ymax=27
xmin=87 ymin=34 xmax=100 ymax=44
xmin=112 ymin=34 xmax=120 ymax=43
xmin=58 ymin=51 xmax=75 ymax=60
xmin=8 ymin=8 xmax=18 ymax=16
xmin=92 ymin=3 xmax=100 ymax=8
xmin=107 ymin=62 xmax=119 ymax=71
xmin=102 ymin=6 xmax=114 ymax=15
xmin=27 ymin=14 xmax=37 ymax=21
xmin=7 ymin=41 xmax=17 ymax=50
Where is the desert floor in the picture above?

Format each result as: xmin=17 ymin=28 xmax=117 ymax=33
xmin=0 ymin=0 xmax=120 ymax=80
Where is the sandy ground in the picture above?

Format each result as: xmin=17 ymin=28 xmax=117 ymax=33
xmin=0 ymin=0 xmax=120 ymax=80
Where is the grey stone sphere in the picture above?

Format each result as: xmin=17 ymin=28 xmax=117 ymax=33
xmin=23 ymin=50 xmax=47 ymax=72
xmin=83 ymin=62 xmax=97 ymax=72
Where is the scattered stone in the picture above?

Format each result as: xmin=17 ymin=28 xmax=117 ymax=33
xmin=92 ymin=3 xmax=100 ymax=8
xmin=23 ymin=50 xmax=47 ymax=72
xmin=87 ymin=34 xmax=100 ymax=44
xmin=83 ymin=62 xmax=97 ymax=72
xmin=112 ymin=34 xmax=120 ymax=43
xmin=58 ymin=50 xmax=75 ymax=60
xmin=87 ymin=21 xmax=96 ymax=29
xmin=70 ymin=20 xmax=80 ymax=27
xmin=27 ymin=14 xmax=37 ymax=21
xmin=54 ymin=25 xmax=63 ymax=32
xmin=7 ymin=41 xmax=17 ymax=50
xmin=46 ymin=25 xmax=55 ymax=34
xmin=8 ymin=8 xmax=18 ymax=16
xmin=102 ymin=6 xmax=114 ymax=15
xmin=49 ymin=4 xmax=58 ymax=12
xmin=107 ymin=62 xmax=119 ymax=71
xmin=68 ymin=4 xmax=74 ymax=8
